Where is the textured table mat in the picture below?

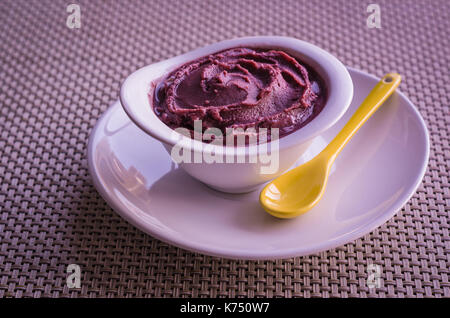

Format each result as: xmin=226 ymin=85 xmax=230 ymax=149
xmin=0 ymin=0 xmax=449 ymax=298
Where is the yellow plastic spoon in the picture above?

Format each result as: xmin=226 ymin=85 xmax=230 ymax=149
xmin=260 ymin=73 xmax=401 ymax=219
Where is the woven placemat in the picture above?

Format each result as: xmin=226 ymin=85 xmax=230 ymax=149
xmin=0 ymin=0 xmax=448 ymax=298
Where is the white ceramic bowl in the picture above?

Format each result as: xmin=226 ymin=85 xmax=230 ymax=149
xmin=120 ymin=36 xmax=353 ymax=193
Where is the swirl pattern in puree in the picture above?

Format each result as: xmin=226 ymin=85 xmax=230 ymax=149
xmin=152 ymin=47 xmax=327 ymax=143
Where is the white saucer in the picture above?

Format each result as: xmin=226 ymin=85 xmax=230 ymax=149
xmin=87 ymin=68 xmax=429 ymax=260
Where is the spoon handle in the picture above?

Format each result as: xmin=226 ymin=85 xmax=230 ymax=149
xmin=322 ymin=73 xmax=401 ymax=162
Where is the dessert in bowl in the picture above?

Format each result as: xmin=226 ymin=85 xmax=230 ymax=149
xmin=153 ymin=47 xmax=327 ymax=142
xmin=120 ymin=36 xmax=353 ymax=193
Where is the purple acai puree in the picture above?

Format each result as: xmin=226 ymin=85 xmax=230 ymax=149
xmin=152 ymin=47 xmax=327 ymax=143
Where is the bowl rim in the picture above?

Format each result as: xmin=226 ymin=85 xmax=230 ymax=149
xmin=120 ymin=36 xmax=354 ymax=157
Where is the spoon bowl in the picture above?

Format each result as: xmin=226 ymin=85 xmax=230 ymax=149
xmin=261 ymin=154 xmax=331 ymax=218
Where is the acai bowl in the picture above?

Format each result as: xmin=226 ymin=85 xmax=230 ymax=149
xmin=120 ymin=36 xmax=353 ymax=193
